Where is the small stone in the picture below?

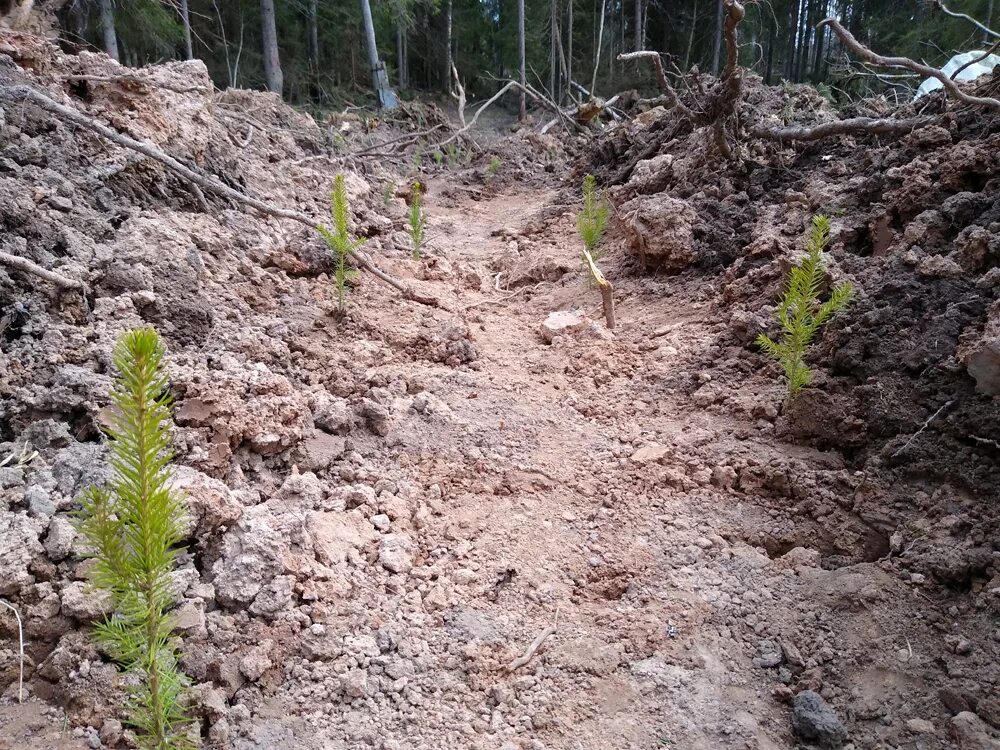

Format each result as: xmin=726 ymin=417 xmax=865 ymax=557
xmin=950 ymin=712 xmax=1000 ymax=749
xmin=379 ymin=534 xmax=415 ymax=574
xmin=43 ymin=516 xmax=77 ymax=561
xmin=540 ymin=310 xmax=587 ymax=343
xmin=905 ymin=718 xmax=937 ymax=734
xmin=710 ymin=465 xmax=738 ymax=489
xmin=60 ymin=581 xmax=112 ymax=621
xmin=631 ymin=444 xmax=671 ymax=465
xmin=239 ymin=640 xmax=273 ymax=681
xmin=48 ymin=195 xmax=73 ymax=211
xmin=341 ymin=668 xmax=369 ymax=698
xmin=792 ymin=690 xmax=847 ymax=748
xmin=99 ymin=719 xmax=123 ymax=746
xmin=371 ymin=513 xmax=391 ymax=531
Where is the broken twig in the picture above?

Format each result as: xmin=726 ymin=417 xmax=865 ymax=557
xmin=506 ymin=624 xmax=557 ymax=672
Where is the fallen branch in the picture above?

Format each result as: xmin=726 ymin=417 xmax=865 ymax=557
xmin=750 ymin=115 xmax=935 ymax=142
xmin=0 ymin=598 xmax=24 ymax=704
xmin=506 ymin=624 xmax=557 ymax=672
xmin=0 ymin=85 xmax=438 ymax=307
xmin=348 ymin=124 xmax=445 ymax=157
xmin=819 ymin=18 xmax=1000 ymax=112
xmin=0 ymin=248 xmax=86 ymax=290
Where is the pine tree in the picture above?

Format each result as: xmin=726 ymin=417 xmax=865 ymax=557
xmin=76 ymin=327 xmax=194 ymax=750
xmin=317 ymin=175 xmax=363 ymax=311
xmin=757 ymin=215 xmax=854 ymax=402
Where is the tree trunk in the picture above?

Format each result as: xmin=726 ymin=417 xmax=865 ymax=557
xmin=308 ymin=0 xmax=319 ymax=71
xmin=566 ymin=0 xmax=573 ymax=102
xmin=260 ymin=0 xmax=283 ymax=94
xmin=518 ymin=0 xmax=526 ymax=119
xmin=987 ymin=0 xmax=996 ymax=43
xmin=812 ymin=0 xmax=826 ymax=80
xmin=786 ymin=0 xmax=799 ymax=80
xmin=795 ymin=0 xmax=810 ymax=82
xmin=99 ymin=0 xmax=119 ymax=62
xmin=764 ymin=20 xmax=774 ymax=84
xmin=361 ymin=0 xmax=399 ymax=107
xmin=634 ymin=0 xmax=641 ymax=51
xmin=396 ymin=23 xmax=407 ymax=87
xmin=180 ymin=0 xmax=193 ymax=59
xmin=711 ymin=0 xmax=723 ymax=74
xmin=589 ymin=0 xmax=605 ymax=94
xmin=683 ymin=0 xmax=697 ymax=71
xmin=550 ymin=0 xmax=557 ymax=99
xmin=444 ymin=0 xmax=453 ymax=93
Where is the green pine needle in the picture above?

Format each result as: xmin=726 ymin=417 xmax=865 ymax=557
xmin=576 ymin=174 xmax=609 ymax=270
xmin=318 ymin=175 xmax=365 ymax=312
xmin=76 ymin=327 xmax=195 ymax=749
xmin=409 ymin=181 xmax=426 ymax=259
xmin=757 ymin=215 xmax=854 ymax=403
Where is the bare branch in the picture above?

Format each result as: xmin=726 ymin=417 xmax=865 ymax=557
xmin=750 ymin=115 xmax=936 ymax=142
xmin=932 ymin=0 xmax=1000 ymax=39
xmin=819 ymin=18 xmax=1000 ymax=111
xmin=950 ymin=39 xmax=1000 ymax=81
xmin=0 ymin=249 xmax=85 ymax=290
xmin=450 ymin=62 xmax=467 ymax=128
xmin=0 ymin=85 xmax=439 ymax=307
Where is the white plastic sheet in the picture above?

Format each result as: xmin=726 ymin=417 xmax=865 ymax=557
xmin=915 ymin=50 xmax=1000 ymax=98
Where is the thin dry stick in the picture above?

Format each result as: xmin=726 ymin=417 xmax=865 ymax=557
xmin=0 ymin=598 xmax=24 ymax=704
xmin=506 ymin=624 xmax=557 ymax=672
xmin=950 ymin=39 xmax=1000 ymax=81
xmin=819 ymin=18 xmax=1000 ymax=111
xmin=0 ymin=85 xmax=438 ymax=307
xmin=0 ymin=249 xmax=85 ymax=290
xmin=932 ymin=0 xmax=1000 ymax=39
xmin=750 ymin=116 xmax=935 ymax=142
xmin=348 ymin=124 xmax=445 ymax=157
xmin=891 ymin=400 xmax=955 ymax=457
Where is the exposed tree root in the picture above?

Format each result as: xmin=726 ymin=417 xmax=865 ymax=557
xmin=0 ymin=85 xmax=440 ymax=308
xmin=506 ymin=624 xmax=557 ymax=673
xmin=750 ymin=115 xmax=936 ymax=142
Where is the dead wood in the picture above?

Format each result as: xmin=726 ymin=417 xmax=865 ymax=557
xmin=750 ymin=115 xmax=936 ymax=142
xmin=450 ymin=62 xmax=467 ymax=128
xmin=582 ymin=249 xmax=616 ymax=329
xmin=617 ymin=51 xmax=692 ymax=117
xmin=819 ymin=17 xmax=1000 ymax=112
xmin=0 ymin=248 xmax=86 ymax=291
xmin=0 ymin=84 xmax=440 ymax=308
xmin=506 ymin=624 xmax=557 ymax=672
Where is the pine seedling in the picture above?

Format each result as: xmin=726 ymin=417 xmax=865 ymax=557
xmin=76 ymin=327 xmax=195 ymax=750
xmin=756 ymin=215 xmax=854 ymax=402
xmin=409 ymin=181 xmax=426 ymax=259
xmin=575 ymin=174 xmax=616 ymax=330
xmin=317 ymin=175 xmax=363 ymax=312
xmin=487 ymin=157 xmax=502 ymax=177
xmin=576 ymin=174 xmax=609 ymax=264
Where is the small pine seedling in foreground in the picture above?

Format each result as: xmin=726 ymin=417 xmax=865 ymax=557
xmin=756 ymin=215 xmax=854 ymax=402
xmin=487 ymin=157 xmax=502 ymax=177
xmin=76 ymin=327 xmax=194 ymax=749
xmin=575 ymin=174 xmax=616 ymax=330
xmin=576 ymin=174 xmax=609 ymax=263
xmin=317 ymin=175 xmax=363 ymax=312
xmin=409 ymin=181 xmax=426 ymax=259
